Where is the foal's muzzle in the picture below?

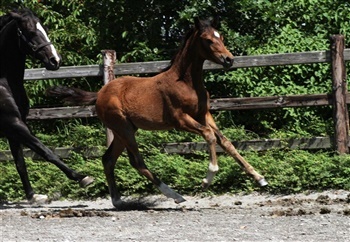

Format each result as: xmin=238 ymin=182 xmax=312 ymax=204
xmin=221 ymin=55 xmax=234 ymax=69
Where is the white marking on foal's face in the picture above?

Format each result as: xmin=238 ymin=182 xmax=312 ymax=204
xmin=214 ymin=31 xmax=220 ymax=38
xmin=36 ymin=22 xmax=60 ymax=63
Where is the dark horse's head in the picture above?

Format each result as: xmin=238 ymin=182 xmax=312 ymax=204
xmin=194 ymin=17 xmax=234 ymax=69
xmin=6 ymin=8 xmax=61 ymax=70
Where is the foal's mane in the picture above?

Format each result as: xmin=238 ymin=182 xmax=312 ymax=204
xmin=161 ymin=28 xmax=195 ymax=73
xmin=161 ymin=19 xmax=213 ymax=73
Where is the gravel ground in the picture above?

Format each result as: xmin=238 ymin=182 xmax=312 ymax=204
xmin=1 ymin=190 xmax=350 ymax=241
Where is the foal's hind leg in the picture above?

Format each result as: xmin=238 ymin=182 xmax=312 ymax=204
xmin=126 ymin=148 xmax=185 ymax=203
xmin=113 ymin=126 xmax=185 ymax=203
xmin=102 ymin=136 xmax=125 ymax=207
xmin=206 ymin=113 xmax=268 ymax=186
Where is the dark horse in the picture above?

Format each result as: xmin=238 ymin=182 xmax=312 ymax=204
xmin=0 ymin=8 xmax=93 ymax=203
xmin=48 ymin=18 xmax=267 ymax=207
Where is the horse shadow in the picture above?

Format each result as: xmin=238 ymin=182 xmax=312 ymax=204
xmin=0 ymin=196 xmax=187 ymax=213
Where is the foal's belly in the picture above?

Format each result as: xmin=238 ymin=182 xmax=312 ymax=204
xmin=130 ymin=117 xmax=174 ymax=131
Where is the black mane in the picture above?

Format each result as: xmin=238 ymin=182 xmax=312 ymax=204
xmin=0 ymin=13 xmax=12 ymax=31
xmin=0 ymin=8 xmax=37 ymax=31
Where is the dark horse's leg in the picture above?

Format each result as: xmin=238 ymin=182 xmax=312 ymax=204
xmin=0 ymin=90 xmax=93 ymax=202
xmin=8 ymin=139 xmax=35 ymax=201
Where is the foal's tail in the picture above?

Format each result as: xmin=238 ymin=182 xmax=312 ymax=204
xmin=46 ymin=86 xmax=98 ymax=105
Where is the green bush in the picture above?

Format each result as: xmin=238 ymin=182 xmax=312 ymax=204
xmin=1 ymin=0 xmax=350 ymax=202
xmin=2 ymin=138 xmax=350 ymax=201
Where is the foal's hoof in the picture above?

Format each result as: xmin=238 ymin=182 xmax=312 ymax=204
xmin=258 ymin=178 xmax=268 ymax=187
xmin=112 ymin=199 xmax=127 ymax=209
xmin=174 ymin=196 xmax=186 ymax=204
xmin=29 ymin=194 xmax=49 ymax=205
xmin=201 ymin=178 xmax=210 ymax=190
xmin=79 ymin=176 xmax=94 ymax=188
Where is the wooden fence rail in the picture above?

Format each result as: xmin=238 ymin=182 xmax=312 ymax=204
xmin=24 ymin=49 xmax=350 ymax=80
xmin=27 ymin=93 xmax=346 ymax=120
xmin=0 ymin=38 xmax=348 ymax=161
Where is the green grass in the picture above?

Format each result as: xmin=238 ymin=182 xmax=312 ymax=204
xmin=1 ymin=121 xmax=349 ymax=201
xmin=1 ymin=147 xmax=350 ymax=201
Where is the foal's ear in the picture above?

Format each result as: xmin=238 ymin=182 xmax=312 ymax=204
xmin=194 ymin=17 xmax=202 ymax=29
xmin=211 ymin=16 xmax=220 ymax=28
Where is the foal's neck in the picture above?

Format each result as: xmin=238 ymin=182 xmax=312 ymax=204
xmin=170 ymin=32 xmax=205 ymax=90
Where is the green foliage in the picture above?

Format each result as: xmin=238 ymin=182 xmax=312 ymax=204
xmin=2 ymin=147 xmax=350 ymax=201
xmin=33 ymin=119 xmax=106 ymax=147
xmin=2 ymin=0 xmax=347 ymax=137
xmin=1 ymin=1 xmax=350 ymax=201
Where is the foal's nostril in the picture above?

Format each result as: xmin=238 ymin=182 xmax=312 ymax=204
xmin=226 ymin=57 xmax=233 ymax=65
xmin=223 ymin=56 xmax=233 ymax=68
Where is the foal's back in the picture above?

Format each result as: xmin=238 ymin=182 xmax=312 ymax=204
xmin=96 ymin=73 xmax=172 ymax=131
xmin=95 ymin=71 xmax=208 ymax=131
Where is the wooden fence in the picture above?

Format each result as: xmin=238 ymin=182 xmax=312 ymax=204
xmin=0 ymin=35 xmax=349 ymax=161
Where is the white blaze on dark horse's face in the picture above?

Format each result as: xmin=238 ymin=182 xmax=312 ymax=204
xmin=10 ymin=11 xmax=61 ymax=70
xmin=35 ymin=22 xmax=61 ymax=69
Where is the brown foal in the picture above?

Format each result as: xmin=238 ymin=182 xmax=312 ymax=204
xmin=47 ymin=18 xmax=267 ymax=207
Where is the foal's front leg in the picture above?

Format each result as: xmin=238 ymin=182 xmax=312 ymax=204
xmin=205 ymin=113 xmax=268 ymax=186
xmin=177 ymin=114 xmax=219 ymax=188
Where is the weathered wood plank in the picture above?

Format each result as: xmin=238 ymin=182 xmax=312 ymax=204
xmin=161 ymin=137 xmax=332 ymax=154
xmin=28 ymin=93 xmax=350 ymax=120
xmin=210 ymin=94 xmax=335 ymax=111
xmin=102 ymin=50 xmax=116 ymax=146
xmin=330 ymin=35 xmax=349 ymax=153
xmin=0 ymin=137 xmax=334 ymax=161
xmin=28 ymin=106 xmax=96 ymax=119
xmin=24 ymin=65 xmax=104 ymax=80
xmin=0 ymin=147 xmax=104 ymax=161
xmin=24 ymin=49 xmax=350 ymax=80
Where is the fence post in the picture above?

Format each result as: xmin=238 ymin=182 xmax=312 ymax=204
xmin=102 ymin=50 xmax=116 ymax=147
xmin=330 ymin=35 xmax=349 ymax=154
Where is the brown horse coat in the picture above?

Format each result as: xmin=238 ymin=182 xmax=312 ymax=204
xmin=48 ymin=18 xmax=267 ymax=207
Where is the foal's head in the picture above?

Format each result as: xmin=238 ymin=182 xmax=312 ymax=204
xmin=9 ymin=8 xmax=61 ymax=70
xmin=194 ymin=18 xmax=234 ymax=69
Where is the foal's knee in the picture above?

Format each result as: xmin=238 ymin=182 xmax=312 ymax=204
xmin=202 ymin=127 xmax=217 ymax=144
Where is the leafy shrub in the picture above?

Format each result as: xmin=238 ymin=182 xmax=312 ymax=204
xmin=2 ymin=139 xmax=350 ymax=201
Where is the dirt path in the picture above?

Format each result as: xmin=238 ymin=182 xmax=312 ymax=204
xmin=1 ymin=190 xmax=350 ymax=241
